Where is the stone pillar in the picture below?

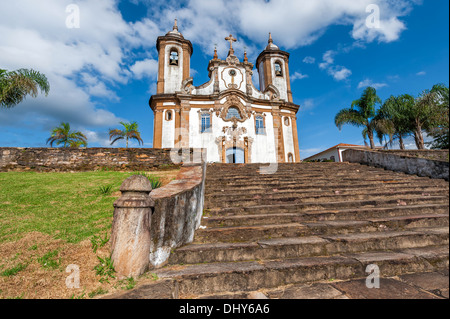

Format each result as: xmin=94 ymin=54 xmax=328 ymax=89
xmin=111 ymin=175 xmax=155 ymax=279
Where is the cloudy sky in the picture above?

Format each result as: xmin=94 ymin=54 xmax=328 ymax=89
xmin=0 ymin=0 xmax=448 ymax=157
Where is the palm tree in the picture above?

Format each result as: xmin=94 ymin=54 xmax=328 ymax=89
xmin=46 ymin=122 xmax=87 ymax=148
xmin=109 ymin=121 xmax=143 ymax=148
xmin=408 ymin=88 xmax=444 ymax=150
xmin=426 ymin=83 xmax=449 ymax=149
xmin=0 ymin=68 xmax=50 ymax=108
xmin=379 ymin=94 xmax=415 ymax=150
xmin=335 ymin=87 xmax=386 ymax=149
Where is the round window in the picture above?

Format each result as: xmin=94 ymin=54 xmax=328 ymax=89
xmin=229 ymin=69 xmax=237 ymax=76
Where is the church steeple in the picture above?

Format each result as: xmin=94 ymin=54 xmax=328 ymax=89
xmin=156 ymin=20 xmax=193 ymax=94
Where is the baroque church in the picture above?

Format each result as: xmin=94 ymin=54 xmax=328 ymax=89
xmin=149 ymin=21 xmax=301 ymax=164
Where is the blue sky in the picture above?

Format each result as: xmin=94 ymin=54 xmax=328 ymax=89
xmin=0 ymin=0 xmax=448 ymax=158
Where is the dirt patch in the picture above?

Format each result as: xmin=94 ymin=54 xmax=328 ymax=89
xmin=0 ymin=232 xmax=128 ymax=299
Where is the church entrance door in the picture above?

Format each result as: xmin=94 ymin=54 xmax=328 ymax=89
xmin=226 ymin=147 xmax=245 ymax=164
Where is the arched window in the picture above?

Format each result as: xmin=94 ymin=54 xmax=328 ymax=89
xmin=284 ymin=117 xmax=290 ymax=126
xmin=225 ymin=107 xmax=242 ymax=120
xmin=169 ymin=50 xmax=179 ymax=66
xmin=201 ymin=113 xmax=211 ymax=133
xmin=255 ymin=116 xmax=265 ymax=135
xmin=274 ymin=62 xmax=283 ymax=77
xmin=165 ymin=110 xmax=173 ymax=121
xmin=288 ymin=153 xmax=294 ymax=163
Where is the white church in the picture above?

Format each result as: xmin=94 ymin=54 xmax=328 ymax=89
xmin=150 ymin=21 xmax=301 ymax=164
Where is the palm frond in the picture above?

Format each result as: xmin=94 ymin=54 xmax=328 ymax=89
xmin=334 ymin=108 xmax=366 ymax=130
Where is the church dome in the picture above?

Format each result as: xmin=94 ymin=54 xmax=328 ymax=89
xmin=166 ymin=19 xmax=184 ymax=38
xmin=265 ymin=33 xmax=279 ymax=50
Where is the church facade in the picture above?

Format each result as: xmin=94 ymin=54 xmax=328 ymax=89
xmin=150 ymin=21 xmax=301 ymax=163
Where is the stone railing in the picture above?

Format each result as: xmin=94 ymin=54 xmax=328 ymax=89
xmin=0 ymin=147 xmax=204 ymax=172
xmin=343 ymin=149 xmax=449 ymax=181
xmin=110 ymin=150 xmax=207 ymax=279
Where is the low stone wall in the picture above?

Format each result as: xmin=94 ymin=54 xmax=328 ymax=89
xmin=378 ymin=150 xmax=449 ymax=162
xmin=148 ymin=161 xmax=207 ymax=269
xmin=343 ymin=149 xmax=449 ymax=181
xmin=110 ymin=150 xmax=207 ymax=278
xmin=0 ymin=147 xmax=204 ymax=172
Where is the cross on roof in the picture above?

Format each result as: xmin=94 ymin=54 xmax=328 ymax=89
xmin=225 ymin=34 xmax=237 ymax=51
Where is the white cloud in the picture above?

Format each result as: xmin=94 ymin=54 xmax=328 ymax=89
xmin=319 ymin=50 xmax=336 ymax=70
xmin=303 ymin=56 xmax=316 ymax=64
xmin=130 ymin=59 xmax=159 ymax=80
xmin=358 ymin=78 xmax=388 ymax=89
xmin=330 ymin=66 xmax=353 ymax=81
xmin=0 ymin=0 xmax=160 ymax=136
xmin=416 ymin=71 xmax=426 ymax=76
xmin=291 ymin=72 xmax=309 ymax=81
xmin=318 ymin=50 xmax=352 ymax=81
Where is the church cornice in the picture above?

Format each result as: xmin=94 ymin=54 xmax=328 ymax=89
xmin=149 ymin=91 xmax=299 ymax=113
xmin=256 ymin=49 xmax=290 ymax=67
xmin=156 ymin=35 xmax=193 ymax=56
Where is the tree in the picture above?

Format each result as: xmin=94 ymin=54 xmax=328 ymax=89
xmin=426 ymin=83 xmax=449 ymax=149
xmin=0 ymin=68 xmax=50 ymax=108
xmin=379 ymin=94 xmax=415 ymax=150
xmin=46 ymin=122 xmax=87 ymax=148
xmin=335 ymin=87 xmax=386 ymax=149
xmin=109 ymin=121 xmax=143 ymax=148
xmin=408 ymin=86 xmax=445 ymax=150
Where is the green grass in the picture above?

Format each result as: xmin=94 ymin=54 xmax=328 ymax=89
xmin=38 ymin=250 xmax=61 ymax=270
xmin=0 ymin=262 xmax=28 ymax=277
xmin=0 ymin=171 xmax=157 ymax=244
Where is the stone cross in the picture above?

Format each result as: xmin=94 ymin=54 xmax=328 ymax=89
xmin=225 ymin=34 xmax=237 ymax=55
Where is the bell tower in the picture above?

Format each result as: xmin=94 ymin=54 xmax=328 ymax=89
xmin=156 ymin=20 xmax=193 ymax=94
xmin=256 ymin=33 xmax=293 ymax=103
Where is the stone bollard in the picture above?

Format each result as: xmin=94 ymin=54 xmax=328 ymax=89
xmin=110 ymin=175 xmax=155 ymax=279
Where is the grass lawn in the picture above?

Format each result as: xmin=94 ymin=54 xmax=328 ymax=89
xmin=0 ymin=169 xmax=179 ymax=299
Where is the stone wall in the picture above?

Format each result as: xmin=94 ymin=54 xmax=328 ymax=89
xmin=343 ymin=149 xmax=449 ymax=181
xmin=378 ymin=150 xmax=449 ymax=162
xmin=0 ymin=147 xmax=204 ymax=172
xmin=109 ymin=151 xmax=207 ymax=278
xmin=148 ymin=160 xmax=207 ymax=269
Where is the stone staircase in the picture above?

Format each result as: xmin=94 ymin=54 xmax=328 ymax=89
xmin=154 ymin=162 xmax=449 ymax=298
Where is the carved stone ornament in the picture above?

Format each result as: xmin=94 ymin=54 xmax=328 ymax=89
xmin=219 ymin=95 xmax=249 ymax=123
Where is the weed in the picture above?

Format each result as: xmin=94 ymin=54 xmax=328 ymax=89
xmin=70 ymin=290 xmax=86 ymax=299
xmin=38 ymin=250 xmax=61 ymax=270
xmin=28 ymin=244 xmax=38 ymax=251
xmin=131 ymin=172 xmax=163 ymax=189
xmin=1 ymin=263 xmax=28 ymax=277
xmin=121 ymin=277 xmax=136 ymax=290
xmin=90 ymin=232 xmax=109 ymax=254
xmin=94 ymin=256 xmax=116 ymax=283
xmin=98 ymin=185 xmax=113 ymax=196
xmin=150 ymin=273 xmax=159 ymax=281
xmin=88 ymin=287 xmax=109 ymax=298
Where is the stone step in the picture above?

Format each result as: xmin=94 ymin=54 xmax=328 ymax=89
xmin=203 ymin=205 xmax=449 ymax=227
xmin=169 ymin=227 xmax=449 ymax=265
xmin=155 ymin=246 xmax=449 ymax=296
xmin=194 ymin=214 xmax=449 ymax=244
xmin=205 ymin=180 xmax=449 ymax=195
xmin=205 ymin=189 xmax=449 ymax=208
xmin=205 ymin=175 xmax=429 ymax=187
xmin=208 ymin=196 xmax=449 ymax=216
xmin=205 ymin=177 xmax=448 ymax=189
xmin=205 ymin=170 xmax=417 ymax=182
xmin=206 ymin=185 xmax=449 ymax=199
